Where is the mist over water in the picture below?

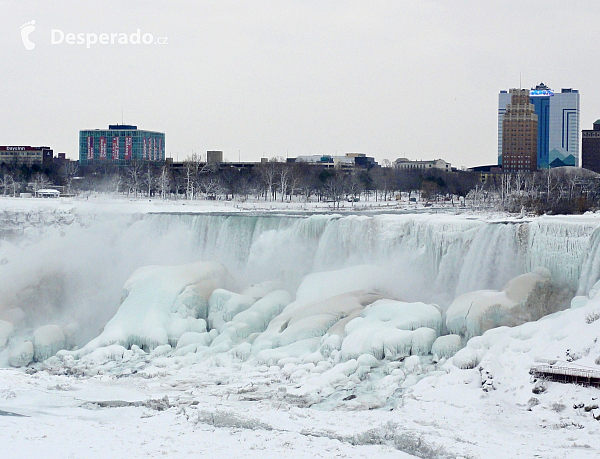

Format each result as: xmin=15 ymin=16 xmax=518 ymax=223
xmin=1 ymin=210 xmax=599 ymax=346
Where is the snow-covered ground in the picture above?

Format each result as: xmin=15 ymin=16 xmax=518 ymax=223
xmin=3 ymin=195 xmax=600 ymax=458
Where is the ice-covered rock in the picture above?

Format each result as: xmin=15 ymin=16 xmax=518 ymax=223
xmin=209 ymin=290 xmax=292 ymax=351
xmin=341 ymin=317 xmax=413 ymax=361
xmin=294 ymin=265 xmax=388 ymax=303
xmin=9 ymin=341 xmax=34 ymax=367
xmin=446 ymin=267 xmax=569 ymax=339
xmin=431 ymin=334 xmax=463 ymax=359
xmin=253 ymin=290 xmax=382 ymax=352
xmin=0 ymin=320 xmax=14 ymax=348
xmin=411 ymin=327 xmax=437 ymax=356
xmin=339 ymin=299 xmax=442 ymax=361
xmin=452 ymin=347 xmax=481 ymax=369
xmin=62 ymin=322 xmax=80 ymax=349
xmin=69 ymin=261 xmax=229 ymax=357
xmin=207 ymin=289 xmax=255 ymax=332
xmin=362 ymin=299 xmax=443 ymax=335
xmin=176 ymin=331 xmax=213 ymax=349
xmin=33 ymin=324 xmax=65 ymax=361
xmin=167 ymin=317 xmax=207 ymax=346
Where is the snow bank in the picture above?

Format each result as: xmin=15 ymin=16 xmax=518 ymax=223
xmin=446 ymin=268 xmax=569 ymax=339
xmin=69 ymin=261 xmax=229 ymax=358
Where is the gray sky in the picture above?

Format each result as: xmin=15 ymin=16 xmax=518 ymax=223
xmin=2 ymin=0 xmax=599 ymax=167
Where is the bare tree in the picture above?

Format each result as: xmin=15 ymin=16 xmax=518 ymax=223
xmin=60 ymin=161 xmax=79 ymax=196
xmin=157 ymin=166 xmax=171 ymax=200
xmin=279 ymin=166 xmax=290 ymax=201
xmin=31 ymin=173 xmax=50 ymax=194
xmin=143 ymin=162 xmax=155 ymax=197
xmin=323 ymin=172 xmax=347 ymax=209
xmin=126 ymin=161 xmax=143 ymax=198
xmin=258 ymin=161 xmax=278 ymax=201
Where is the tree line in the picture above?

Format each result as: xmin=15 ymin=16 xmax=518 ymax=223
xmin=2 ymin=157 xmax=600 ymax=214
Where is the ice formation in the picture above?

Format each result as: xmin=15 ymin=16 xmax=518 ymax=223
xmin=446 ymin=267 xmax=570 ymax=339
xmin=9 ymin=341 xmax=34 ymax=367
xmin=69 ymin=261 xmax=230 ymax=356
xmin=0 ymin=319 xmax=14 ymax=348
xmin=33 ymin=324 xmax=65 ymax=362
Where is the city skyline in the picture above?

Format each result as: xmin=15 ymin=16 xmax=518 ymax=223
xmin=3 ymin=1 xmax=600 ymax=168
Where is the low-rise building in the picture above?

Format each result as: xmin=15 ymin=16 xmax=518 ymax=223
xmin=0 ymin=145 xmax=53 ymax=166
xmin=290 ymin=153 xmax=378 ymax=169
xmin=393 ymin=157 xmax=451 ymax=171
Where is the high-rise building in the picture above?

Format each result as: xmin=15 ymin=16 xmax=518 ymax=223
xmin=79 ymin=124 xmax=165 ymax=165
xmin=498 ymin=83 xmax=580 ymax=168
xmin=501 ymin=89 xmax=538 ymax=172
xmin=582 ymin=120 xmax=600 ymax=173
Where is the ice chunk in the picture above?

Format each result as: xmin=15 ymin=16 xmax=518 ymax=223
xmin=9 ymin=341 xmax=34 ymax=367
xmin=33 ymin=324 xmax=65 ymax=361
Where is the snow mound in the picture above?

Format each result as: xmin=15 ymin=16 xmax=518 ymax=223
xmin=446 ymin=267 xmax=569 ymax=339
xmin=33 ymin=325 xmax=65 ymax=362
xmin=70 ymin=261 xmax=229 ymax=357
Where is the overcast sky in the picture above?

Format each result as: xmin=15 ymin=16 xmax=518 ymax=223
xmin=2 ymin=1 xmax=600 ymax=167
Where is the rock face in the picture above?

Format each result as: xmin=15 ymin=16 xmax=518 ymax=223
xmin=446 ymin=268 xmax=570 ymax=339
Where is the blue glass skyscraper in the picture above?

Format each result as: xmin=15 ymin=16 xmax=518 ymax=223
xmin=498 ymin=83 xmax=580 ymax=169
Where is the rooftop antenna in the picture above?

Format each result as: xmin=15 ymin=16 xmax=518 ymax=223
xmin=121 ymin=110 xmax=124 ymax=125
xmin=519 ymin=72 xmax=522 ymax=90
